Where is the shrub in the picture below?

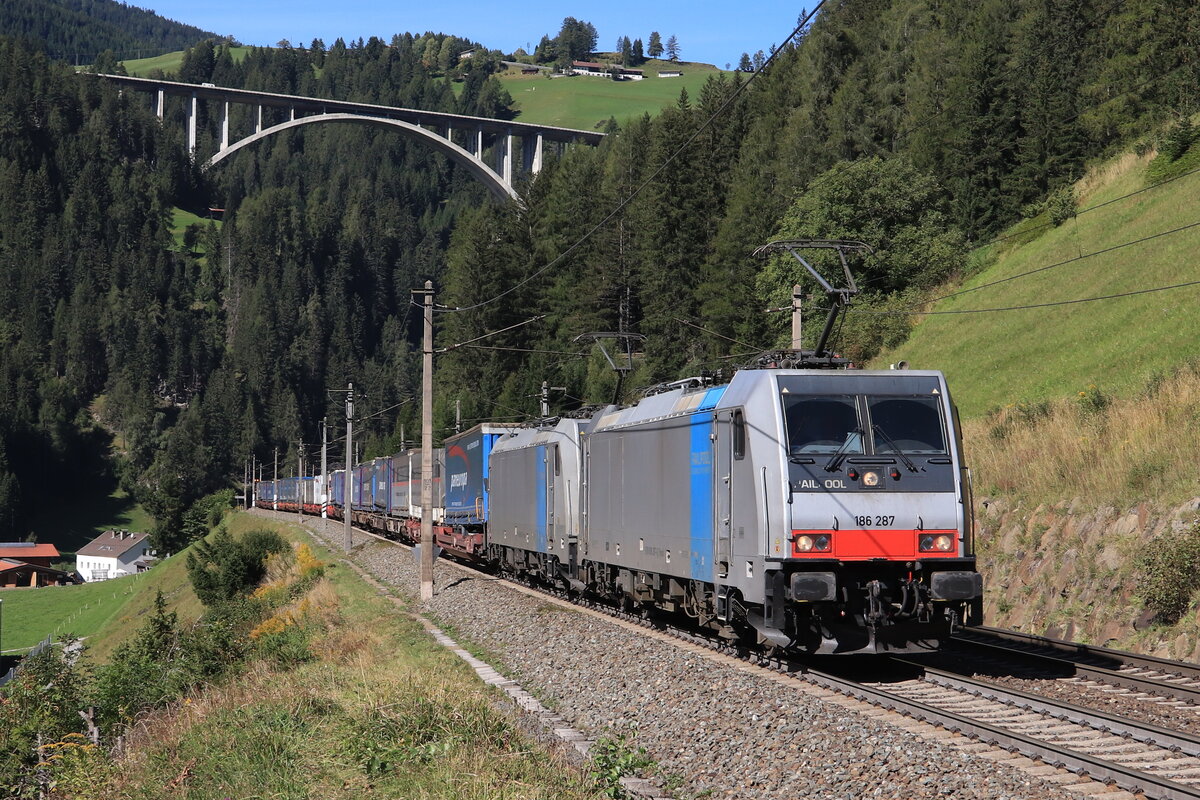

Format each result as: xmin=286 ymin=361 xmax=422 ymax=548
xmin=1160 ymin=118 xmax=1195 ymax=161
xmin=1047 ymin=185 xmax=1077 ymax=227
xmin=186 ymin=527 xmax=287 ymax=607
xmin=0 ymin=638 xmax=89 ymax=795
xmin=1075 ymin=385 xmax=1110 ymax=417
xmin=1135 ymin=522 xmax=1200 ymax=623
xmin=590 ymin=728 xmax=654 ymax=799
xmin=91 ymin=592 xmax=183 ymax=732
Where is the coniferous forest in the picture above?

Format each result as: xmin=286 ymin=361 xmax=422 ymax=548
xmin=0 ymin=0 xmax=1197 ymax=550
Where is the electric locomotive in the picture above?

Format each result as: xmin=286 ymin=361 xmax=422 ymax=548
xmin=481 ymin=240 xmax=981 ymax=653
xmin=566 ymin=368 xmax=982 ymax=654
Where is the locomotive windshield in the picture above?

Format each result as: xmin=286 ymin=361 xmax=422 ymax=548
xmin=784 ymin=395 xmax=864 ymax=456
xmin=783 ymin=393 xmax=947 ymax=456
xmin=867 ymin=397 xmax=947 ymax=454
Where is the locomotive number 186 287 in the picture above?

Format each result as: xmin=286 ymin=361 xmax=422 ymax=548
xmin=855 ymin=515 xmax=895 ymax=528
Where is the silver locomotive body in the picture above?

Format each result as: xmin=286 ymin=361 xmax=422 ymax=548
xmin=569 ymin=369 xmax=982 ymax=654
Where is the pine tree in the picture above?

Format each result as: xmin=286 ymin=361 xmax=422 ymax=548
xmin=647 ymin=31 xmax=663 ymax=58
xmin=738 ymin=52 xmax=753 ymax=71
xmin=665 ymin=35 xmax=680 ymax=62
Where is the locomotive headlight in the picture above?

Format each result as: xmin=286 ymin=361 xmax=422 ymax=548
xmin=794 ymin=533 xmax=832 ymax=553
xmin=862 ymin=470 xmax=880 ymax=487
xmin=919 ymin=534 xmax=956 ymax=553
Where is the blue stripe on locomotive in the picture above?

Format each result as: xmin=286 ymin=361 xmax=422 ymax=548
xmin=536 ymin=445 xmax=547 ymax=552
xmin=689 ymin=386 xmax=725 ymax=581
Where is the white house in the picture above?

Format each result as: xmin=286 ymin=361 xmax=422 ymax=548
xmin=76 ymin=530 xmax=154 ymax=582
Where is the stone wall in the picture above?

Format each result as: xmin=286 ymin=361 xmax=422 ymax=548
xmin=975 ymin=496 xmax=1200 ymax=660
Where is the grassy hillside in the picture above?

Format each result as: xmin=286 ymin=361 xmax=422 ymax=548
xmin=0 ymin=530 xmax=205 ymax=659
xmin=98 ymin=514 xmax=600 ymax=800
xmin=120 ymin=46 xmax=252 ymax=77
xmin=499 ymin=60 xmax=728 ymax=131
xmin=0 ymin=513 xmax=291 ymax=658
xmin=874 ymin=146 xmax=1200 ymax=418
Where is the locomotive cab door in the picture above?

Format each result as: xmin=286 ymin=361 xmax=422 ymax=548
xmin=715 ymin=409 xmax=736 ymax=580
xmin=545 ymin=443 xmax=557 ymax=552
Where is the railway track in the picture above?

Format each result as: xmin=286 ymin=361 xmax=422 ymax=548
xmin=284 ymin=511 xmax=1200 ymax=800
xmin=841 ymin=658 xmax=1200 ymax=800
xmin=950 ymin=626 xmax=1200 ymax=707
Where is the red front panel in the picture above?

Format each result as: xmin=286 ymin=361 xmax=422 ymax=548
xmin=792 ymin=529 xmax=959 ymax=560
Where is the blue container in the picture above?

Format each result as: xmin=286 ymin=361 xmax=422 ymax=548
xmin=443 ymin=423 xmax=516 ymax=525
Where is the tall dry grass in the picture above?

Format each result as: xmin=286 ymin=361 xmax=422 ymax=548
xmin=964 ymin=361 xmax=1200 ymax=507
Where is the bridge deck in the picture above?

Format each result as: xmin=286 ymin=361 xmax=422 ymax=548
xmin=96 ymin=74 xmax=605 ymax=144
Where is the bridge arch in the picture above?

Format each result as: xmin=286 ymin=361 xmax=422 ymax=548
xmin=205 ymin=112 xmax=518 ymax=202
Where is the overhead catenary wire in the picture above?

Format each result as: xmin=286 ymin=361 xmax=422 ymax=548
xmin=982 ymin=164 xmax=1200 ymax=249
xmin=929 ymin=218 xmax=1200 ymax=303
xmin=847 ymin=278 xmax=1200 ymax=316
xmin=457 ymin=344 xmax=587 ymax=356
xmin=671 ymin=316 xmax=771 ymax=353
xmin=435 ymin=314 xmax=546 ymax=352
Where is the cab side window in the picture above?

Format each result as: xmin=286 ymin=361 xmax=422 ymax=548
xmin=733 ymin=410 xmax=746 ymax=460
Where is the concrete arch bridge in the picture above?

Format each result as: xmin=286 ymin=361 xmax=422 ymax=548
xmin=96 ymin=74 xmax=606 ymax=202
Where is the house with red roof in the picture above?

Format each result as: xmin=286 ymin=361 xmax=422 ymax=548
xmin=0 ymin=543 xmax=69 ymax=588
xmin=0 ymin=542 xmax=60 ymax=568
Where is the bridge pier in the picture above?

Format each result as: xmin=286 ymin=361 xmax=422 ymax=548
xmin=473 ymin=127 xmax=484 ymax=162
xmin=500 ymin=131 xmax=514 ymax=187
xmin=255 ymin=104 xmax=263 ymax=134
xmin=186 ymin=92 xmax=197 ymax=154
xmin=523 ymin=133 xmax=544 ymax=175
xmin=155 ymin=89 xmax=164 ymax=120
xmin=219 ymin=101 xmax=230 ymax=150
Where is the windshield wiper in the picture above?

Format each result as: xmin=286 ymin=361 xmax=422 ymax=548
xmin=823 ymin=428 xmax=862 ymax=473
xmin=872 ymin=424 xmax=919 ymax=472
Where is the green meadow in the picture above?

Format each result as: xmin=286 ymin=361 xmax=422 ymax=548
xmin=873 ymin=147 xmax=1200 ymax=418
xmin=0 ymin=570 xmax=153 ymax=654
xmin=498 ymin=60 xmax=729 ymax=131
xmin=120 ymin=46 xmax=252 ymax=77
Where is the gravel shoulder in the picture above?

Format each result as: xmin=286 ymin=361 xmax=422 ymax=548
xmin=274 ymin=511 xmax=1068 ymax=799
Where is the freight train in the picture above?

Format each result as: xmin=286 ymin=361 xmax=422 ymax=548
xmin=256 ymin=365 xmax=983 ymax=654
xmin=257 ymin=241 xmax=983 ymax=653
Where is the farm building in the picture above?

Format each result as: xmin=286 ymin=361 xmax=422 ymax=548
xmin=75 ymin=530 xmax=155 ymax=582
xmin=0 ymin=559 xmax=72 ymax=588
xmin=0 ymin=542 xmax=61 ymax=568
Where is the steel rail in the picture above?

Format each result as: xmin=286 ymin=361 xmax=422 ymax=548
xmin=949 ymin=631 xmax=1200 ymax=705
xmin=901 ymin=661 xmax=1200 ymax=754
xmin=961 ymin=625 xmax=1200 ymax=681
xmin=808 ymin=663 xmax=1200 ymax=800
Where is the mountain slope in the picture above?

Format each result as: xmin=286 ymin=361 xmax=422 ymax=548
xmin=1 ymin=0 xmax=216 ymax=63
xmin=873 ymin=145 xmax=1200 ymax=417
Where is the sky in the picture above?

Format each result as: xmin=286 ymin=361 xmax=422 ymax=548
xmin=141 ymin=0 xmax=809 ymax=69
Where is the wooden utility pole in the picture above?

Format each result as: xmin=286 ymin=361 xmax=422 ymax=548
xmin=791 ymin=284 xmax=803 ymax=351
xmin=417 ymin=281 xmax=435 ymax=601
xmin=344 ymin=383 xmax=354 ymax=553
xmin=320 ymin=418 xmax=328 ymax=518
xmin=298 ymin=440 xmax=303 ymax=519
